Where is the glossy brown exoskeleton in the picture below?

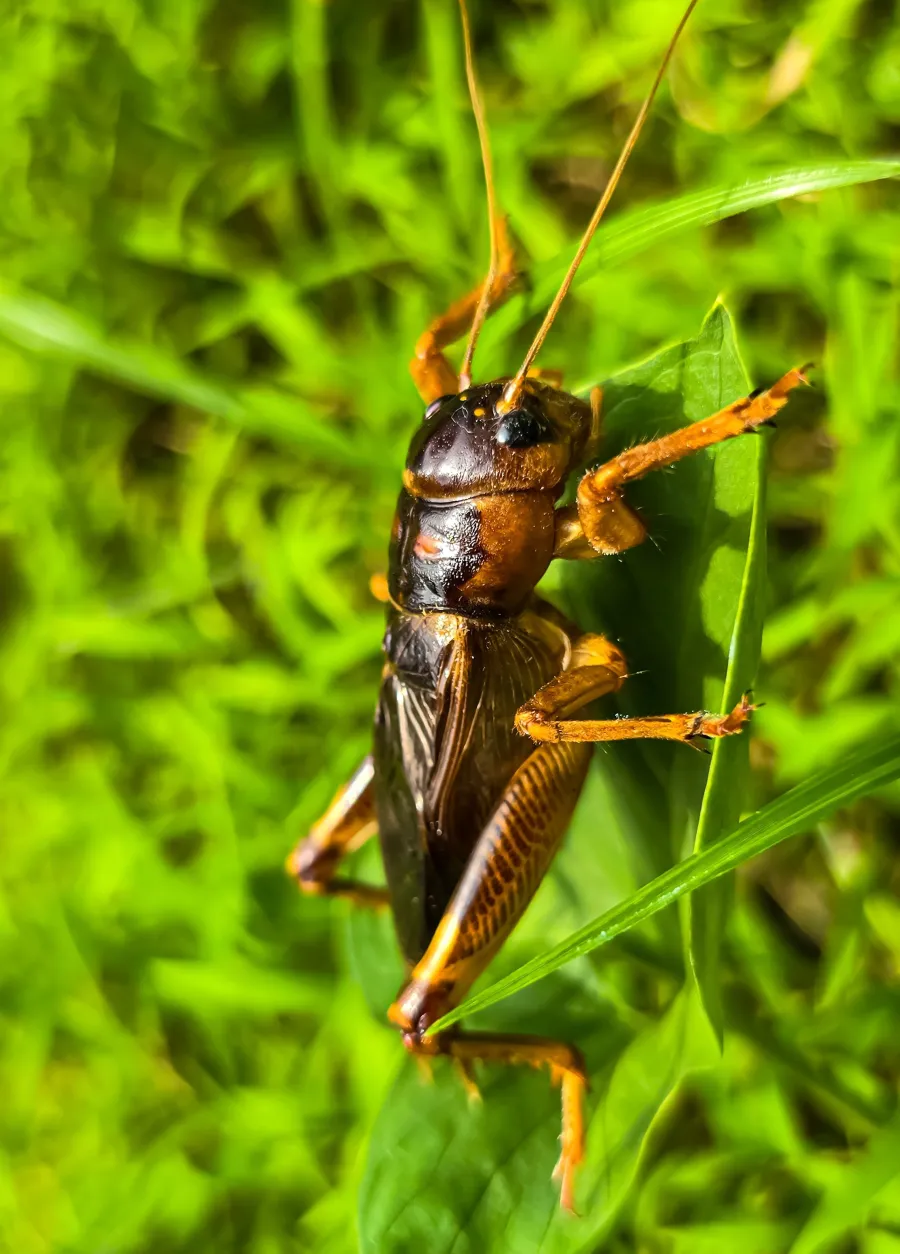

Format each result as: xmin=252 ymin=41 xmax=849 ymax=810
xmin=287 ymin=0 xmax=806 ymax=1209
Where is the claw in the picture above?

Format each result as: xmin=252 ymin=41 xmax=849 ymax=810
xmin=693 ymin=692 xmax=758 ymax=740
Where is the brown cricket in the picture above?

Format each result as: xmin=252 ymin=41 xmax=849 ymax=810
xmin=287 ymin=0 xmax=805 ymax=1210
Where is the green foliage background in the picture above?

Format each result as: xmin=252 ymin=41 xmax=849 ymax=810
xmin=0 ymin=0 xmax=898 ymax=1250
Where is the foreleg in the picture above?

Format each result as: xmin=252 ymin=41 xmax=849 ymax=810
xmin=562 ymin=367 xmax=809 ymax=556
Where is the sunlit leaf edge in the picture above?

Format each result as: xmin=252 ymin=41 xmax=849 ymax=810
xmin=687 ymin=386 xmax=768 ymax=1042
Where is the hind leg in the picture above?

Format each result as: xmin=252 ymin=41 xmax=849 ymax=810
xmin=402 ymin=1026 xmax=587 ymax=1212
xmin=388 ymin=740 xmax=594 ymax=1210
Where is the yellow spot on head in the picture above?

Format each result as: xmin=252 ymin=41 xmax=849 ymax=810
xmin=473 ymin=407 xmax=485 ymax=417
xmin=459 ymin=393 xmax=468 ymax=402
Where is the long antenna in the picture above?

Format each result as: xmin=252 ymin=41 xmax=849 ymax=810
xmin=499 ymin=0 xmax=699 ymax=412
xmin=458 ymin=0 xmax=499 ymax=391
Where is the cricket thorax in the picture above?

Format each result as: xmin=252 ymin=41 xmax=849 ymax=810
xmin=389 ymin=379 xmax=592 ymax=618
xmin=387 ymin=486 xmax=556 ymax=617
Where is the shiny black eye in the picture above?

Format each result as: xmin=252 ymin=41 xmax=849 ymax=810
xmin=496 ymin=407 xmax=550 ymax=449
xmin=424 ymin=394 xmax=456 ymax=420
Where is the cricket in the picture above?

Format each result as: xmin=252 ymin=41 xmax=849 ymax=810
xmin=287 ymin=0 xmax=806 ymax=1211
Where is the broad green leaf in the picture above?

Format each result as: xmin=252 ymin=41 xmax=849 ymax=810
xmin=478 ymin=160 xmax=900 ymax=374
xmin=358 ymin=305 xmax=761 ymax=1245
xmin=434 ymin=732 xmax=900 ymax=1030
xmin=561 ymin=303 xmax=764 ymax=1039
xmin=358 ymin=988 xmax=715 ymax=1254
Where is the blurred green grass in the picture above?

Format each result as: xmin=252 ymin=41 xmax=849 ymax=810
xmin=0 ymin=0 xmax=898 ymax=1251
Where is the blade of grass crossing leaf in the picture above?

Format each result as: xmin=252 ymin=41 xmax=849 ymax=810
xmin=431 ymin=733 xmax=900 ymax=1031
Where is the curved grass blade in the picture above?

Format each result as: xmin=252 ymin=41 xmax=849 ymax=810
xmin=432 ymin=733 xmax=900 ymax=1032
xmin=2 ymin=163 xmax=895 ymax=466
xmin=478 ymin=159 xmax=900 ymax=366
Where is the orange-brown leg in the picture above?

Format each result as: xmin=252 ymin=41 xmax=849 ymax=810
xmin=571 ymin=367 xmax=809 ymax=555
xmin=519 ymin=688 xmax=756 ymax=746
xmin=514 ymin=632 xmax=628 ymax=735
xmin=286 ymin=756 xmax=389 ymax=908
xmin=406 ymin=1028 xmax=587 ymax=1212
xmin=513 ymin=630 xmax=755 ymax=745
xmin=410 ymin=215 xmax=518 ymax=404
xmin=388 ymin=739 xmax=593 ymax=1210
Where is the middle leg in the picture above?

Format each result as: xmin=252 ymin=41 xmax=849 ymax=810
xmin=514 ymin=635 xmax=755 ymax=745
xmin=514 ymin=626 xmax=756 ymax=745
xmin=518 ymin=692 xmax=756 ymax=745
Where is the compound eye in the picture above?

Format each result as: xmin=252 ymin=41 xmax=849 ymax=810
xmin=496 ymin=406 xmax=550 ymax=449
xmin=423 ymin=394 xmax=456 ymax=420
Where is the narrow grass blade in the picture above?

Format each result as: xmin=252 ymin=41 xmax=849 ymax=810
xmin=431 ymin=734 xmax=900 ymax=1032
xmin=479 ymin=160 xmax=900 ymax=363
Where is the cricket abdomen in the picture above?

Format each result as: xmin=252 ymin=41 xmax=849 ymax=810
xmin=373 ymin=605 xmax=570 ymax=965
